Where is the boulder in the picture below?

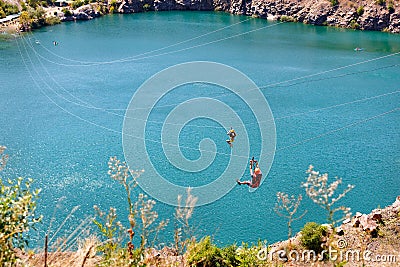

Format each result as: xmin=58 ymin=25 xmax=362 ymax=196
xmin=393 ymin=196 xmax=400 ymax=210
xmin=77 ymin=4 xmax=100 ymax=18
xmin=153 ymin=0 xmax=176 ymax=11
xmin=358 ymin=214 xmax=378 ymax=236
xmin=303 ymin=1 xmax=332 ymax=25
xmin=75 ymin=11 xmax=90 ymax=20
xmin=342 ymin=218 xmax=351 ymax=224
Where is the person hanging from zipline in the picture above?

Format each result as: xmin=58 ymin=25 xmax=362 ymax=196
xmin=237 ymin=157 xmax=262 ymax=188
xmin=226 ymin=127 xmax=236 ymax=148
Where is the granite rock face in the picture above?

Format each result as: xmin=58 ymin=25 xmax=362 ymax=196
xmin=68 ymin=0 xmax=400 ymax=33
xmin=60 ymin=4 xmax=101 ymax=21
xmin=339 ymin=196 xmax=400 ymax=237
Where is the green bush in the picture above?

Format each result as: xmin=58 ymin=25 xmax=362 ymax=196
xmin=21 ymin=2 xmax=27 ymax=11
xmin=220 ymin=244 xmax=239 ymax=266
xmin=28 ymin=7 xmax=46 ymax=29
xmin=350 ymin=19 xmax=360 ymax=29
xmin=71 ymin=0 xmax=84 ymax=9
xmin=93 ymin=206 xmax=125 ymax=261
xmin=19 ymin=11 xmax=31 ymax=31
xmin=330 ymin=0 xmax=338 ymax=6
xmin=300 ymin=222 xmax=327 ymax=254
xmin=62 ymin=7 xmax=72 ymax=16
xmin=109 ymin=0 xmax=118 ymax=12
xmin=186 ymin=238 xmax=267 ymax=267
xmin=143 ymin=3 xmax=151 ymax=11
xmin=0 ymin=146 xmax=42 ymax=265
xmin=0 ymin=0 xmax=19 ymax=16
xmin=388 ymin=1 xmax=395 ymax=13
xmin=0 ymin=177 xmax=42 ymax=265
xmin=186 ymin=236 xmax=225 ymax=267
xmin=375 ymin=0 xmax=386 ymax=5
xmin=27 ymin=0 xmax=41 ymax=8
xmin=234 ymin=241 xmax=267 ymax=266
xmin=279 ymin=15 xmax=295 ymax=22
xmin=356 ymin=6 xmax=364 ymax=16
xmin=45 ymin=16 xmax=61 ymax=25
xmin=0 ymin=7 xmax=5 ymax=18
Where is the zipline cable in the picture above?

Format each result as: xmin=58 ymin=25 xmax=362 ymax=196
xmin=32 ymin=16 xmax=255 ymax=65
xmin=22 ymin=35 xmax=400 ymax=120
xmin=17 ymin=35 xmax=399 ymax=160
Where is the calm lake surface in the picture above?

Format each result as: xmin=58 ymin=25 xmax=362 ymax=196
xmin=1 ymin=11 xmax=399 ymax=247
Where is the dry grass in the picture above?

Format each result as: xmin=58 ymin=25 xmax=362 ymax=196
xmin=19 ymin=237 xmax=101 ymax=267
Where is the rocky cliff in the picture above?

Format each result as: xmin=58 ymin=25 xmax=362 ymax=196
xmin=113 ymin=0 xmax=400 ymax=33
xmin=268 ymin=196 xmax=400 ymax=266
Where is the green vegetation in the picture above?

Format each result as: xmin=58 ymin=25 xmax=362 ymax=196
xmin=71 ymin=0 xmax=84 ymax=9
xmin=0 ymin=147 xmax=42 ymax=266
xmin=19 ymin=6 xmax=61 ymax=30
xmin=27 ymin=0 xmax=56 ymax=8
xmin=28 ymin=7 xmax=45 ymax=29
xmin=350 ymin=19 xmax=360 ymax=29
xmin=15 ymin=0 xmax=89 ymax=31
xmin=27 ymin=0 xmax=41 ymax=8
xmin=19 ymin=11 xmax=30 ymax=30
xmin=375 ymin=0 xmax=386 ymax=5
xmin=334 ymin=261 xmax=348 ymax=267
xmin=93 ymin=206 xmax=125 ymax=262
xmin=330 ymin=0 xmax=339 ymax=6
xmin=0 ymin=177 xmax=42 ymax=264
xmin=61 ymin=7 xmax=72 ymax=16
xmin=388 ymin=0 xmax=395 ymax=13
xmin=233 ymin=241 xmax=267 ymax=266
xmin=70 ymin=0 xmax=90 ymax=9
xmin=186 ymin=236 xmax=225 ymax=266
xmin=0 ymin=0 xmax=19 ymax=18
xmin=279 ymin=15 xmax=295 ymax=22
xmin=356 ymin=6 xmax=364 ymax=16
xmin=45 ymin=15 xmax=61 ymax=25
xmin=109 ymin=0 xmax=118 ymax=13
xmin=185 ymin=237 xmax=267 ymax=267
xmin=300 ymin=222 xmax=327 ymax=254
xmin=143 ymin=3 xmax=151 ymax=11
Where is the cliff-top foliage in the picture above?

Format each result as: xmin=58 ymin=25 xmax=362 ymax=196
xmin=0 ymin=0 xmax=18 ymax=18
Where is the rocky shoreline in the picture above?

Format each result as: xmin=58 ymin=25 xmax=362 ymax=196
xmin=53 ymin=0 xmax=400 ymax=33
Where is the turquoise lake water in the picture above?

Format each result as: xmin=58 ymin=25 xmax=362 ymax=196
xmin=1 ymin=11 xmax=399 ymax=248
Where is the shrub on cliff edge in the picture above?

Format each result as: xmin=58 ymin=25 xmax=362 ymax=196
xmin=0 ymin=146 xmax=42 ymax=266
xmin=300 ymin=222 xmax=327 ymax=254
xmin=330 ymin=0 xmax=339 ymax=6
xmin=185 ymin=236 xmax=224 ymax=267
xmin=356 ymin=6 xmax=364 ymax=16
